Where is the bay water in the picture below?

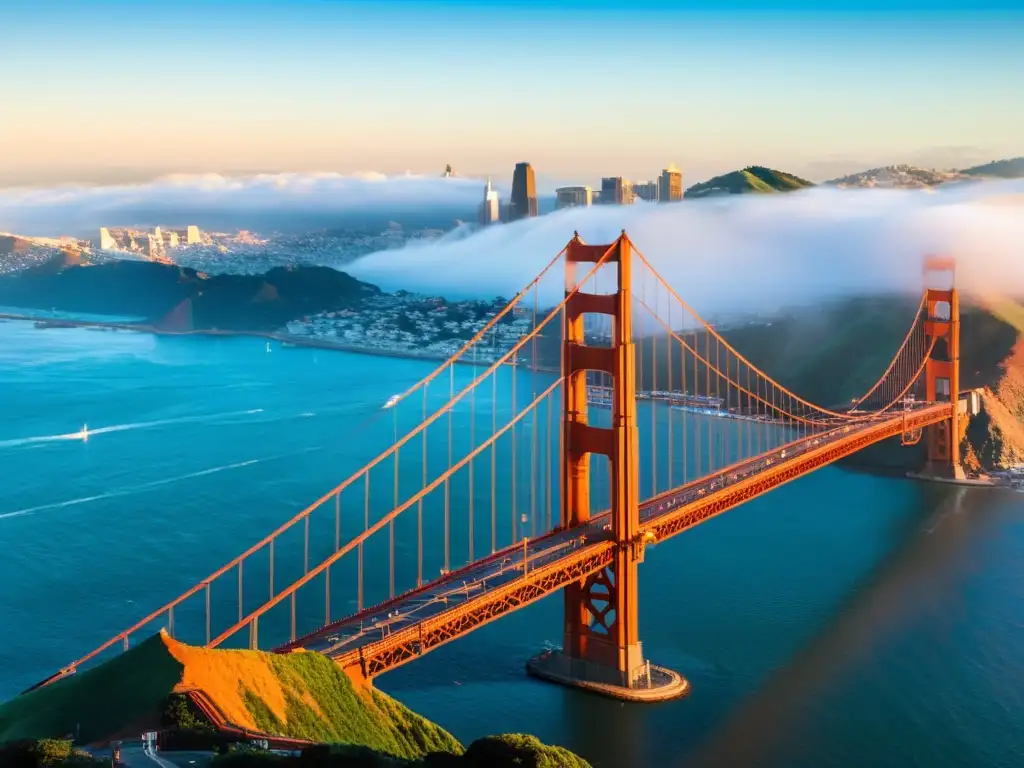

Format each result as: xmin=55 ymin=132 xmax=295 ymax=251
xmin=1 ymin=318 xmax=1022 ymax=767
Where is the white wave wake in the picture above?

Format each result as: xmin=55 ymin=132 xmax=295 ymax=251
xmin=0 ymin=409 xmax=265 ymax=450
xmin=0 ymin=459 xmax=263 ymax=520
xmin=0 ymin=444 xmax=325 ymax=521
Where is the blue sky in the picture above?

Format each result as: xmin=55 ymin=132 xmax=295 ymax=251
xmin=1 ymin=0 xmax=1021 ymax=187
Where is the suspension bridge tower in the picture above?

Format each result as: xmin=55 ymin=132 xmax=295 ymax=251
xmin=922 ymin=256 xmax=967 ymax=480
xmin=527 ymin=232 xmax=688 ymax=702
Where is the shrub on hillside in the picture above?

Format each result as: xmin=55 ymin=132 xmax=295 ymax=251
xmin=462 ymin=734 xmax=592 ymax=768
xmin=0 ymin=739 xmax=102 ymax=767
xmin=162 ymin=692 xmax=215 ymax=732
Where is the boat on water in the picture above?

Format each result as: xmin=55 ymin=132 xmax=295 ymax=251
xmin=265 ymin=342 xmax=272 ymax=353
xmin=79 ymin=424 xmax=89 ymax=443
xmin=383 ymin=394 xmax=401 ymax=409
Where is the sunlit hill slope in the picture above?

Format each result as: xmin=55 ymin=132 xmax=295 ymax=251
xmin=0 ymin=632 xmax=591 ymax=767
xmin=683 ymin=166 xmax=814 ymax=198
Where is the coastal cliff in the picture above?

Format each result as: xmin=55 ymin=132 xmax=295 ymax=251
xmin=965 ymin=301 xmax=1024 ymax=469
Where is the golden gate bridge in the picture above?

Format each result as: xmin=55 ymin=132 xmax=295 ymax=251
xmin=29 ymin=233 xmax=971 ymax=702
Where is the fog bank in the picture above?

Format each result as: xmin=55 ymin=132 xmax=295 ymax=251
xmin=348 ymin=182 xmax=1024 ymax=317
xmin=0 ymin=172 xmax=487 ymax=237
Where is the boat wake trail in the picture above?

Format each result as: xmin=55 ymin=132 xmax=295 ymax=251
xmin=0 ymin=449 xmax=319 ymax=521
xmin=0 ymin=409 xmax=266 ymax=450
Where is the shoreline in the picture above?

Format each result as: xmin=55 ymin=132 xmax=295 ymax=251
xmin=0 ymin=311 xmax=560 ymax=373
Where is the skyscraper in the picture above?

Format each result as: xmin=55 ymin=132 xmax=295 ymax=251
xmin=555 ymin=186 xmax=592 ymax=209
xmin=601 ymin=177 xmax=634 ymax=205
xmin=479 ymin=176 xmax=500 ymax=225
xmin=633 ymin=181 xmax=658 ymax=202
xmin=510 ymin=162 xmax=538 ymax=221
xmin=659 ymin=165 xmax=683 ymax=203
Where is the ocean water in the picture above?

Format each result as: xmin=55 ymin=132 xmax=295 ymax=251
xmin=1 ymin=318 xmax=1023 ymax=768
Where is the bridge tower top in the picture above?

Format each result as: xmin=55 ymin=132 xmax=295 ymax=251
xmin=921 ymin=254 xmax=963 ymax=477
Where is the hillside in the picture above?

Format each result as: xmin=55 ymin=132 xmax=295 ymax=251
xmin=0 ymin=258 xmax=379 ymax=331
xmin=0 ymin=632 xmax=589 ymax=767
xmin=961 ymin=157 xmax=1024 ymax=179
xmin=684 ymin=166 xmax=814 ymax=199
xmin=825 ymin=164 xmax=971 ymax=189
xmin=0 ymin=631 xmax=456 ymax=757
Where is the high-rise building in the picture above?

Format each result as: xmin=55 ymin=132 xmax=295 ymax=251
xmin=478 ymin=176 xmax=500 ymax=225
xmin=510 ymin=162 xmax=538 ymax=221
xmin=659 ymin=165 xmax=683 ymax=203
xmin=555 ymin=186 xmax=592 ymax=209
xmin=187 ymin=225 xmax=201 ymax=244
xmin=601 ymin=177 xmax=634 ymax=205
xmin=633 ymin=181 xmax=658 ymax=202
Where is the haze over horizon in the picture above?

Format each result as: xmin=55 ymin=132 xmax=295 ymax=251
xmin=2 ymin=0 xmax=1022 ymax=188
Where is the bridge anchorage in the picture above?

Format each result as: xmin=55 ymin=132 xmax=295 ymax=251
xmin=525 ymin=233 xmax=688 ymax=701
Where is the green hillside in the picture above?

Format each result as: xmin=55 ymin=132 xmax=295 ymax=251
xmin=0 ymin=632 xmax=591 ymax=767
xmin=684 ymin=166 xmax=815 ymax=198
xmin=960 ymin=157 xmax=1024 ymax=179
xmin=0 ymin=633 xmax=457 ymax=760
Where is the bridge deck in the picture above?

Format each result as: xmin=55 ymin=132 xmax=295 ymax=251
xmin=281 ymin=404 xmax=952 ymax=679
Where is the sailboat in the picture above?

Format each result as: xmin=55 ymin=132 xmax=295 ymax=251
xmin=265 ymin=342 xmax=272 ymax=353
xmin=80 ymin=424 xmax=89 ymax=443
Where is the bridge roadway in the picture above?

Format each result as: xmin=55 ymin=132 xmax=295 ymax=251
xmin=281 ymin=402 xmax=952 ymax=680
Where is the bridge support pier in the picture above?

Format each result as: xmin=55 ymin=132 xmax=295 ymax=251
xmin=526 ymin=232 xmax=688 ymax=703
xmin=920 ymin=257 xmax=968 ymax=481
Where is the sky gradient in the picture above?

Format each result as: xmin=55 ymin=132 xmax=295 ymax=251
xmin=1 ymin=0 xmax=1021 ymax=188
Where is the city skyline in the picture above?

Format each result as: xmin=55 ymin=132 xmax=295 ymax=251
xmin=2 ymin=1 xmax=1022 ymax=188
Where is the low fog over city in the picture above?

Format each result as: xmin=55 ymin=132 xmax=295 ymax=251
xmin=3 ymin=172 xmax=1023 ymax=320
xmin=350 ymin=180 xmax=1024 ymax=316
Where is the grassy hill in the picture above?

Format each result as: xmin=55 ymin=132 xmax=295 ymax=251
xmin=684 ymin=166 xmax=814 ymax=199
xmin=960 ymin=157 xmax=1024 ymax=179
xmin=0 ymin=631 xmax=457 ymax=758
xmin=0 ymin=632 xmax=591 ymax=766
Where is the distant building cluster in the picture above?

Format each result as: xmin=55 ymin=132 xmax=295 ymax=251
xmin=98 ymin=225 xmax=204 ymax=260
xmin=167 ymin=224 xmax=446 ymax=276
xmin=284 ymin=292 xmax=532 ymax=362
xmin=0 ymin=233 xmax=108 ymax=275
xmin=475 ymin=162 xmax=683 ymax=226
xmin=561 ymin=166 xmax=683 ymax=209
